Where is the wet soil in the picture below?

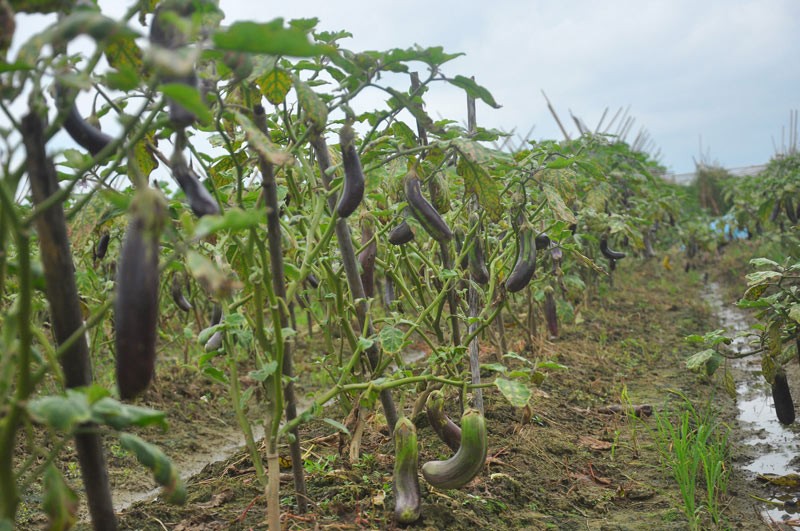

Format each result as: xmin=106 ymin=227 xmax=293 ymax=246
xmin=38 ymin=252 xmax=790 ymax=529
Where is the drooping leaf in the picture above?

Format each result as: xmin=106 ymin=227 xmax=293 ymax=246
xmin=120 ymin=433 xmax=186 ymax=505
xmin=446 ymin=75 xmax=501 ymax=109
xmin=213 ymin=19 xmax=329 ymax=57
xmin=249 ymin=361 xmax=278 ymax=383
xmin=322 ymin=418 xmax=350 ymax=435
xmin=494 ymin=378 xmax=531 ymax=407
xmin=90 ymin=397 xmax=167 ymax=430
xmin=185 ymin=250 xmax=242 ymax=298
xmin=42 ymin=465 xmax=78 ymax=531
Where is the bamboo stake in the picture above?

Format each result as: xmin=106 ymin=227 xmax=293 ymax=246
xmin=541 ymin=90 xmax=571 ymax=142
xmin=595 ymin=107 xmax=609 ymax=133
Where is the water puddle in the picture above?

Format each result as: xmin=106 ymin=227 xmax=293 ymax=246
xmin=705 ymin=282 xmax=800 ymax=523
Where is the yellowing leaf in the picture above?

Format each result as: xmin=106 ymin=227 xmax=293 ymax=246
xmin=229 ymin=110 xmax=293 ymax=166
xmin=258 ymin=68 xmax=292 ymax=105
xmin=542 ymin=183 xmax=577 ymax=224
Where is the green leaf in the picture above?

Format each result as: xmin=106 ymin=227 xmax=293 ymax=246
xmin=542 ymin=183 xmax=577 ymax=224
xmin=545 ymin=156 xmax=572 ymax=169
xmin=536 ymin=361 xmax=568 ymax=370
xmin=158 ymin=83 xmax=212 ymax=125
xmin=193 ymin=208 xmax=264 ymax=239
xmin=378 ymin=325 xmax=406 ymax=354
xmin=494 ymin=378 xmax=531 ymax=407
xmin=90 ymin=397 xmax=167 ymax=430
xmin=28 ymin=391 xmax=91 ymax=432
xmin=104 ymin=34 xmax=143 ymax=73
xmin=43 ymin=465 xmax=78 ymax=531
xmin=258 ymin=67 xmax=292 ymax=105
xmin=213 ymin=19 xmax=330 ymax=57
xmin=357 ymin=336 xmax=375 ymax=351
xmin=789 ymin=304 xmax=800 ymax=324
xmin=480 ymin=363 xmax=507 ymax=373
xmin=120 ymin=433 xmax=186 ymax=505
xmin=447 ymin=75 xmax=501 ymax=109
xmin=322 ymin=418 xmax=350 ymax=435
xmin=249 ymin=361 xmax=278 ymax=383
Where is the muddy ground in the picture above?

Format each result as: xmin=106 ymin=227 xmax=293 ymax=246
xmin=33 ymin=248 xmax=792 ymax=530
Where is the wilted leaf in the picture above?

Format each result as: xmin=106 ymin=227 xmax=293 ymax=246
xmin=249 ymin=361 xmax=278 ymax=383
xmin=494 ymin=377 xmax=531 ymax=407
xmin=132 ymin=136 xmax=157 ymax=178
xmin=229 ymin=110 xmax=293 ymax=166
xmin=322 ymin=418 xmax=350 ymax=435
xmin=293 ymin=78 xmax=327 ymax=133
xmin=457 ymin=156 xmax=502 ymax=221
xmin=185 ymin=250 xmax=241 ymax=298
xmin=542 ymin=183 xmax=577 ymax=224
xmin=685 ymin=349 xmax=722 ymax=376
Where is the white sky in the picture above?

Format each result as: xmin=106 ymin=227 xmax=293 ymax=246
xmin=8 ymin=0 xmax=800 ymax=174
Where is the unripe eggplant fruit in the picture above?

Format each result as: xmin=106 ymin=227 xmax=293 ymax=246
xmin=115 ymin=188 xmax=166 ymax=399
xmin=422 ymin=408 xmax=487 ymax=489
xmin=426 ymin=390 xmax=461 ymax=452
xmin=336 ymin=124 xmax=365 ymax=218
xmin=772 ymin=370 xmax=795 ymax=425
xmin=389 ymin=219 xmax=415 ymax=246
xmin=467 ymin=214 xmax=489 ymax=285
xmin=404 ymin=171 xmax=452 ymax=243
xmin=785 ymin=197 xmax=798 ymax=224
xmin=600 ymin=237 xmax=626 ymax=260
xmin=544 ymin=289 xmax=559 ymax=338
xmin=57 ymin=85 xmax=113 ymax=156
xmin=392 ymin=418 xmax=421 ymax=524
xmin=505 ymin=224 xmax=536 ymax=293
xmin=358 ymin=221 xmax=377 ymax=298
xmin=95 ymin=232 xmax=110 ymax=260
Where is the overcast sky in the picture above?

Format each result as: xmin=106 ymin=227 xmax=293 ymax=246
xmin=9 ymin=0 xmax=800 ymax=174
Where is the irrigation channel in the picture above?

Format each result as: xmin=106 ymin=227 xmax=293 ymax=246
xmin=705 ymin=282 xmax=800 ymax=524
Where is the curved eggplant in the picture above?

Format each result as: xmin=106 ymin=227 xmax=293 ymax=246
xmin=786 ymin=197 xmax=798 ymax=224
xmin=210 ymin=303 xmax=222 ymax=327
xmin=505 ymin=224 xmax=536 ymax=293
xmin=421 ymin=408 xmax=487 ymax=489
xmin=336 ymin=124 xmax=365 ymax=218
xmin=426 ymin=390 xmax=461 ymax=452
xmin=392 ymin=418 xmax=421 ymax=524
xmin=57 ymin=85 xmax=113 ymax=156
xmin=600 ymin=237 xmax=626 ymax=260
xmin=389 ymin=219 xmax=415 ymax=246
xmin=115 ymin=188 xmax=166 ymax=399
xmin=171 ymin=151 xmax=219 ymax=217
xmin=171 ymin=273 xmax=192 ymax=312
xmin=404 ymin=171 xmax=452 ymax=243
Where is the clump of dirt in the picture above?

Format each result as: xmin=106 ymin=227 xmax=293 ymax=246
xmin=70 ymin=254 xmax=771 ymax=530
